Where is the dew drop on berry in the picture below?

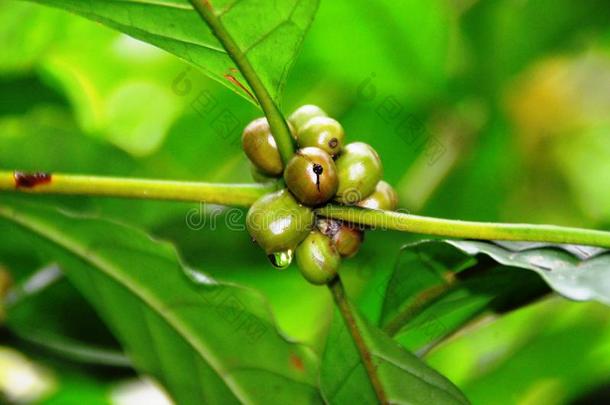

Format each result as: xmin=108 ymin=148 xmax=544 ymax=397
xmin=267 ymin=250 xmax=293 ymax=270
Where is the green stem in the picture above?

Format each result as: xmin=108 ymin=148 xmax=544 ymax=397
xmin=188 ymin=0 xmax=295 ymax=164
xmin=328 ymin=277 xmax=389 ymax=405
xmin=0 ymin=171 xmax=273 ymax=207
xmin=316 ymin=205 xmax=610 ymax=248
xmin=4 ymin=170 xmax=610 ymax=249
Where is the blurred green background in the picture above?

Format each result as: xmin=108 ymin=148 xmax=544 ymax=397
xmin=1 ymin=0 xmax=609 ymax=403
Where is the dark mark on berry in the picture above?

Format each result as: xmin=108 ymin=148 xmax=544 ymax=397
xmin=14 ymin=172 xmax=52 ymax=189
xmin=328 ymin=138 xmax=338 ymax=149
xmin=312 ymin=164 xmax=323 ymax=191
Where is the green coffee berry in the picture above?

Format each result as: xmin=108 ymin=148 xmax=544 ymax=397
xmin=289 ymin=104 xmax=327 ymax=132
xmin=357 ymin=181 xmax=398 ymax=211
xmin=242 ymin=117 xmax=283 ymax=176
xmin=335 ymin=142 xmax=383 ymax=204
xmin=246 ymin=189 xmax=314 ymax=255
xmin=284 ymin=147 xmax=338 ymax=206
xmin=296 ymin=230 xmax=341 ymax=285
xmin=317 ymin=218 xmax=363 ymax=258
xmin=297 ymin=116 xmax=345 ymax=156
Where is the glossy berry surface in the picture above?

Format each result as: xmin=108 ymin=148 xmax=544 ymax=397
xmin=295 ymin=230 xmax=341 ymax=285
xmin=357 ymin=180 xmax=398 ymax=211
xmin=284 ymin=147 xmax=338 ymax=206
xmin=318 ymin=218 xmax=363 ymax=258
xmin=335 ymin=142 xmax=383 ymax=204
xmin=297 ymin=116 xmax=344 ymax=156
xmin=242 ymin=117 xmax=283 ymax=176
xmin=246 ymin=189 xmax=314 ymax=254
xmin=289 ymin=104 xmax=327 ymax=132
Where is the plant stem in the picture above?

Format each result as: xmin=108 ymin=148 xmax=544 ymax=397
xmin=328 ymin=277 xmax=389 ymax=405
xmin=188 ymin=0 xmax=295 ymax=164
xmin=316 ymin=205 xmax=610 ymax=248
xmin=0 ymin=171 xmax=273 ymax=207
xmin=5 ymin=170 xmax=610 ymax=248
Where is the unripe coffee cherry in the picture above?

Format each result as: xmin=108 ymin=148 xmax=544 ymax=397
xmin=357 ymin=181 xmax=398 ymax=211
xmin=289 ymin=104 xmax=327 ymax=132
xmin=296 ymin=231 xmax=341 ymax=285
xmin=284 ymin=147 xmax=338 ymax=206
xmin=246 ymin=189 xmax=314 ymax=255
xmin=242 ymin=117 xmax=283 ymax=176
xmin=298 ymin=117 xmax=345 ymax=156
xmin=317 ymin=218 xmax=363 ymax=258
xmin=335 ymin=142 xmax=383 ymax=204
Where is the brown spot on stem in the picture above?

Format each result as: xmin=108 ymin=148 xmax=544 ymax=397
xmin=14 ymin=172 xmax=52 ymax=189
xmin=224 ymin=74 xmax=257 ymax=103
xmin=290 ymin=353 xmax=304 ymax=371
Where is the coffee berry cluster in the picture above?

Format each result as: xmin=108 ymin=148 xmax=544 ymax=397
xmin=243 ymin=105 xmax=398 ymax=285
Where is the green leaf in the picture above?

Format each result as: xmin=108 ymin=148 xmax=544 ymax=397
xmin=378 ymin=240 xmax=548 ymax=351
xmin=28 ymin=0 xmax=319 ymax=104
xmin=5 ymin=265 xmax=130 ymax=367
xmin=427 ymin=298 xmax=610 ymax=405
xmin=379 ymin=240 xmax=609 ymax=351
xmin=447 ymin=240 xmax=609 ymax=304
xmin=0 ymin=201 xmax=321 ymax=405
xmin=321 ymin=283 xmax=469 ymax=404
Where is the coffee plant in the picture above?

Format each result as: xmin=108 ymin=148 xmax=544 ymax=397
xmin=0 ymin=0 xmax=609 ymax=404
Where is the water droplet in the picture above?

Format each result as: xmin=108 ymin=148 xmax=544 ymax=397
xmin=268 ymin=250 xmax=293 ymax=269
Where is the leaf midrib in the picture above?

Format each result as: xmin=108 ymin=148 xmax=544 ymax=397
xmin=371 ymin=351 xmax=468 ymax=404
xmin=0 ymin=205 xmax=249 ymax=402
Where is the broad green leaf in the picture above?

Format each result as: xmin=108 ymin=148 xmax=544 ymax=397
xmin=448 ymin=240 xmax=610 ymax=304
xmin=0 ymin=101 xmax=330 ymax=347
xmin=379 ymin=240 xmax=609 ymax=352
xmin=321 ymin=295 xmax=468 ymax=404
xmin=28 ymin=0 xmax=319 ymax=104
xmin=0 ymin=201 xmax=321 ymax=405
xmin=0 ymin=2 xmax=246 ymax=157
xmin=427 ymin=298 xmax=610 ymax=405
xmin=5 ymin=265 xmax=129 ymax=367
xmin=378 ymin=240 xmax=548 ymax=351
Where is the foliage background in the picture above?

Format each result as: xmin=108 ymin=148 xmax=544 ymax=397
xmin=0 ymin=0 xmax=609 ymax=403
